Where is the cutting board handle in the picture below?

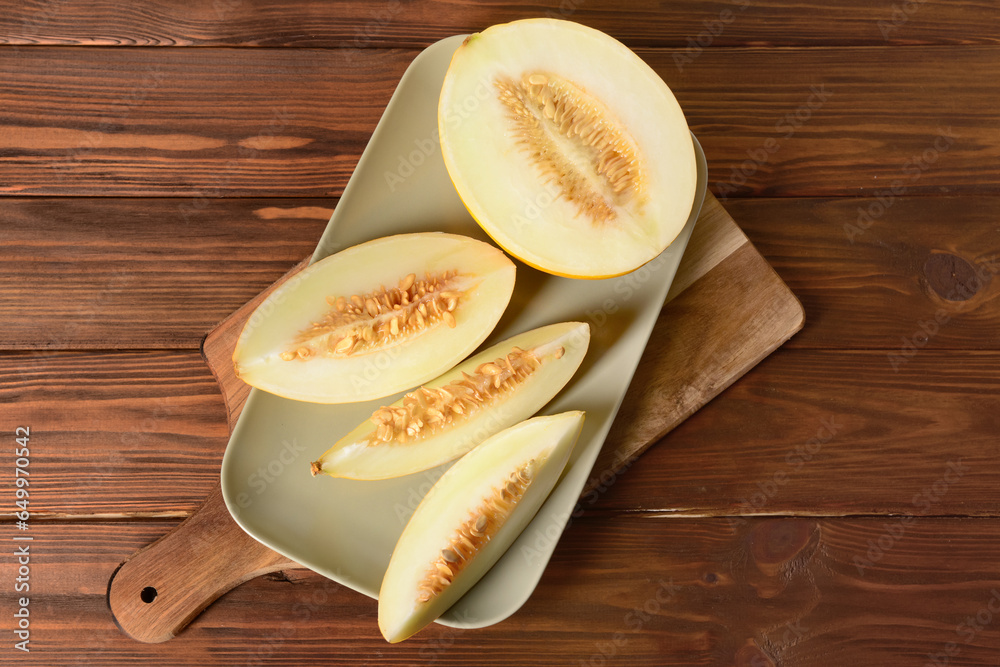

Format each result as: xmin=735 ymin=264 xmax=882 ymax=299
xmin=107 ymin=483 xmax=295 ymax=643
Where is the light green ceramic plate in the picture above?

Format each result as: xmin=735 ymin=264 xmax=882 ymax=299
xmin=221 ymin=34 xmax=707 ymax=630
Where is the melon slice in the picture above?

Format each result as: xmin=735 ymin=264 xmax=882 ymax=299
xmin=378 ymin=411 xmax=585 ymax=643
xmin=310 ymin=321 xmax=589 ymax=480
xmin=439 ymin=18 xmax=697 ymax=279
xmin=232 ymin=233 xmax=516 ymax=404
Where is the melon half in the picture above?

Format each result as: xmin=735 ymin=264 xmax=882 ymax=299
xmin=439 ymin=19 xmax=697 ymax=279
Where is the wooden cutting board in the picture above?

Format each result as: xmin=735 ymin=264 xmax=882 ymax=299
xmin=107 ymin=193 xmax=804 ymax=643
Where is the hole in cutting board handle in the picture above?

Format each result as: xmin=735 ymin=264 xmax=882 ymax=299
xmin=106 ymin=483 xmax=300 ymax=642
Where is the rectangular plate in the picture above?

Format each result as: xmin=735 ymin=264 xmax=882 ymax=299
xmin=221 ymin=34 xmax=707 ymax=629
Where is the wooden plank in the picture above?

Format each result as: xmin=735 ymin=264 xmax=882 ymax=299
xmin=0 ymin=350 xmax=229 ymax=516
xmin=726 ymin=196 xmax=1000 ymax=350
xmin=8 ymin=516 xmax=1000 ymax=664
xmin=1 ymin=46 xmax=998 ymax=197
xmin=4 ymin=348 xmax=1000 ymax=517
xmin=593 ymin=348 xmax=1000 ymax=516
xmin=0 ymin=198 xmax=330 ymax=350
xmin=680 ymin=47 xmax=997 ymax=199
xmin=3 ymin=196 xmax=998 ymax=351
xmin=0 ymin=46 xmax=409 ymax=197
xmin=1 ymin=0 xmax=997 ymax=48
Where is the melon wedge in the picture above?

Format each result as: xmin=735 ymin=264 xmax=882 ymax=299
xmin=378 ymin=411 xmax=585 ymax=643
xmin=439 ymin=18 xmax=697 ymax=279
xmin=310 ymin=321 xmax=589 ymax=480
xmin=232 ymin=233 xmax=516 ymax=404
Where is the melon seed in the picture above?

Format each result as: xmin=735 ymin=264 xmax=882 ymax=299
xmin=282 ymin=271 xmax=468 ymax=360
xmin=364 ymin=347 xmax=544 ymax=447
xmin=334 ymin=335 xmax=356 ymax=354
xmin=494 ymin=72 xmax=644 ymax=225
xmin=415 ymin=460 xmax=535 ymax=603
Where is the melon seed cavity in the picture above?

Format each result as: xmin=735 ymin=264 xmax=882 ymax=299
xmin=365 ymin=345 xmax=563 ymax=446
xmin=415 ymin=459 xmax=536 ymax=603
xmin=281 ymin=271 xmax=465 ymax=361
xmin=494 ymin=72 xmax=644 ymax=224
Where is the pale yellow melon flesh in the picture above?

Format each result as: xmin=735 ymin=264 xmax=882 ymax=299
xmin=310 ymin=321 xmax=589 ymax=479
xmin=439 ymin=18 xmax=697 ymax=279
xmin=378 ymin=411 xmax=585 ymax=643
xmin=232 ymin=233 xmax=516 ymax=404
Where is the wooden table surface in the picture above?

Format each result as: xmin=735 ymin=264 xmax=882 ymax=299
xmin=3 ymin=2 xmax=1000 ymax=665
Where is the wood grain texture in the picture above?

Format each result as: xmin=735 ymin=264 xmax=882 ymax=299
xmin=108 ymin=484 xmax=295 ymax=643
xmin=2 ymin=46 xmax=999 ymax=197
xmin=727 ymin=196 xmax=1000 ymax=351
xmin=3 ymin=193 xmax=999 ymax=350
xmin=102 ymin=194 xmax=799 ymax=640
xmin=0 ymin=198 xmax=329 ymax=349
xmin=8 ymin=347 xmax=1000 ymax=518
xmin=0 ymin=350 xmax=228 ymax=516
xmin=1 ymin=0 xmax=998 ymax=48
xmin=595 ymin=348 xmax=1000 ymax=516
xmin=2 ymin=0 xmax=998 ymax=661
xmin=0 ymin=46 xmax=407 ymax=197
xmin=595 ymin=196 xmax=805 ymax=488
xmin=7 ymin=517 xmax=1000 ymax=664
